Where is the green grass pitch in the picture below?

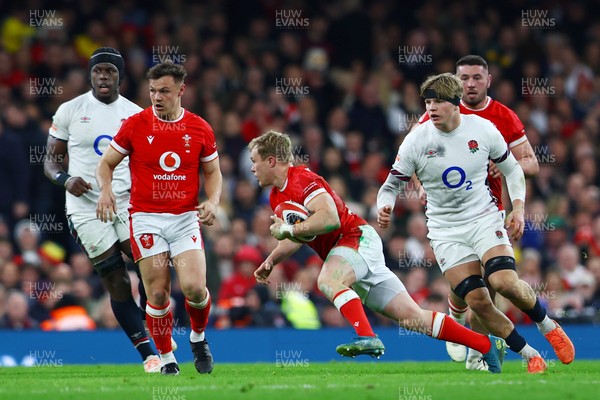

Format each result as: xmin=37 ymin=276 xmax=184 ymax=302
xmin=0 ymin=361 xmax=598 ymax=400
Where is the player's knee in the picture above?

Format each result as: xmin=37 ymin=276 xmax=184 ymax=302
xmin=452 ymin=275 xmax=486 ymax=300
xmin=179 ymin=281 xmax=205 ymax=301
xmin=95 ymin=253 xmax=131 ymax=296
xmin=485 ymin=256 xmax=518 ymax=295
xmin=466 ymin=293 xmax=494 ymax=315
xmin=317 ymin=281 xmax=335 ymax=300
xmin=317 ymin=273 xmax=332 ymax=290
xmin=489 ymin=278 xmax=518 ymax=298
xmin=102 ymin=271 xmax=132 ymax=298
xmin=147 ymin=289 xmax=170 ymax=306
xmin=453 ymin=275 xmax=490 ymax=313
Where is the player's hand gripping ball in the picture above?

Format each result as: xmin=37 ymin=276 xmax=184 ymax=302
xmin=273 ymin=201 xmax=316 ymax=243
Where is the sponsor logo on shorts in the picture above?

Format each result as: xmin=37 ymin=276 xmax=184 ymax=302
xmin=191 ymin=235 xmax=197 ymax=243
xmin=495 ymin=230 xmax=504 ymax=239
xmin=439 ymin=258 xmax=446 ymax=266
xmin=140 ymin=234 xmax=154 ymax=249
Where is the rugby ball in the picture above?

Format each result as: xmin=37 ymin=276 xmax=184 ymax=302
xmin=273 ymin=201 xmax=316 ymax=243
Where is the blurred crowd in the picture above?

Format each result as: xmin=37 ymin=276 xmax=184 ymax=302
xmin=1 ymin=0 xmax=600 ymax=332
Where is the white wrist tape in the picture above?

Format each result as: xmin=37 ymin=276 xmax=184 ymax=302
xmin=281 ymin=224 xmax=295 ymax=237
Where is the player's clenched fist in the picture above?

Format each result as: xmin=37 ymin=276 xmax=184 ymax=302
xmin=197 ymin=200 xmax=217 ymax=226
xmin=377 ymin=205 xmax=392 ymax=229
xmin=505 ymin=208 xmax=525 ymax=241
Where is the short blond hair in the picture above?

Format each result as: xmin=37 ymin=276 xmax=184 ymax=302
xmin=248 ymin=130 xmax=293 ymax=163
xmin=420 ymin=73 xmax=463 ymax=104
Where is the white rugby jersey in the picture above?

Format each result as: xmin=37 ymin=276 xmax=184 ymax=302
xmin=392 ymin=114 xmax=519 ymax=228
xmin=49 ymin=91 xmax=142 ymax=214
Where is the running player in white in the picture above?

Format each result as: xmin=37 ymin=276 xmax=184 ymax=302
xmin=419 ymin=55 xmax=542 ymax=369
xmin=44 ymin=48 xmax=162 ymax=372
xmin=376 ymin=73 xmax=572 ymax=373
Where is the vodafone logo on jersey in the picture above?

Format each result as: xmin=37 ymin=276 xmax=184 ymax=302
xmin=159 ymin=151 xmax=181 ymax=172
xmin=154 ymin=151 xmax=186 ymax=180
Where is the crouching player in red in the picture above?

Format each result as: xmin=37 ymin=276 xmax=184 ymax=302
xmin=249 ymin=130 xmax=507 ymax=373
xmin=96 ymin=62 xmax=222 ymax=375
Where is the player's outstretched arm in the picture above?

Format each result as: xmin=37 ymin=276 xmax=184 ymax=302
xmin=376 ymin=173 xmax=407 ymax=229
xmin=43 ymin=135 xmax=92 ymax=196
xmin=95 ymin=146 xmax=126 ymax=223
xmin=254 ymin=239 xmax=302 ymax=284
xmin=197 ymin=157 xmax=223 ymax=226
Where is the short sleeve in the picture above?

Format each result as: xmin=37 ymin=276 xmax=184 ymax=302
xmin=110 ymin=117 xmax=133 ymax=155
xmin=49 ymin=104 xmax=70 ymax=141
xmin=487 ymin=123 xmax=510 ymax=163
xmin=294 ymin=169 xmax=327 ymax=207
xmin=505 ymin=109 xmax=526 ymax=148
xmin=200 ymin=123 xmax=218 ymax=162
xmin=391 ymin=135 xmax=416 ymax=181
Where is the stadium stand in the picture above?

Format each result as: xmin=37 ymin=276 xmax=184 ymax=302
xmin=0 ymin=0 xmax=599 ymax=337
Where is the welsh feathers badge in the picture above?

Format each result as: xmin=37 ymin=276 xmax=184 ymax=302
xmin=140 ymin=234 xmax=154 ymax=249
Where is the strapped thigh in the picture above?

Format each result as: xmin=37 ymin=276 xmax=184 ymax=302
xmin=484 ymin=256 xmax=516 ymax=280
xmin=93 ymin=251 xmax=126 ymax=278
xmin=452 ymin=274 xmax=486 ymax=299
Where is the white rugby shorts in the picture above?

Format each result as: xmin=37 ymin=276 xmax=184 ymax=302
xmin=68 ymin=206 xmax=129 ymax=259
xmin=328 ymin=225 xmax=406 ymax=312
xmin=130 ymin=210 xmax=204 ymax=262
xmin=428 ymin=211 xmax=512 ymax=274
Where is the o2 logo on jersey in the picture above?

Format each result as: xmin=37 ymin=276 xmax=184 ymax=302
xmin=159 ymin=151 xmax=181 ymax=172
xmin=93 ymin=135 xmax=113 ymax=156
xmin=442 ymin=166 xmax=473 ymax=190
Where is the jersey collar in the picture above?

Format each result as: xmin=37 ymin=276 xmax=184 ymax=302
xmin=433 ymin=114 xmax=463 ymax=136
xmin=88 ymin=90 xmax=120 ymax=107
xmin=152 ymin=107 xmax=186 ymax=122
xmin=278 ymin=165 xmax=293 ymax=191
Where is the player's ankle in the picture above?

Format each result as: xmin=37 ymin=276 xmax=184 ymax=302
xmin=160 ymin=351 xmax=176 ymax=364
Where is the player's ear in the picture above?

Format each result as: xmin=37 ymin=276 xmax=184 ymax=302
xmin=487 ymin=74 xmax=492 ymax=89
xmin=268 ymin=156 xmax=275 ymax=167
xmin=179 ymin=83 xmax=185 ymax=97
